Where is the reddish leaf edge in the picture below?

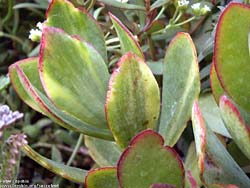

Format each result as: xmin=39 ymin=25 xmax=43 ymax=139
xmin=39 ymin=26 xmax=107 ymax=114
xmin=213 ymin=2 xmax=250 ymax=107
xmin=85 ymin=167 xmax=117 ymax=188
xmin=14 ymin=63 xmax=71 ymax=129
xmin=187 ymin=170 xmax=199 ymax=188
xmin=192 ymin=101 xmax=206 ymax=175
xmin=10 ymin=59 xmax=114 ymax=140
xmin=8 ymin=57 xmax=38 ymax=103
xmin=109 ymin=12 xmax=145 ymax=60
xmin=45 ymin=0 xmax=104 ymax=37
xmin=166 ymin=32 xmax=198 ymax=63
xmin=104 ymin=52 xmax=146 ymax=132
xmin=116 ymin=129 xmax=185 ymax=188
xmin=219 ymin=95 xmax=250 ymax=132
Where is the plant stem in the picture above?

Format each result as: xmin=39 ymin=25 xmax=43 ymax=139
xmin=66 ymin=134 xmax=84 ymax=166
xmin=174 ymin=16 xmax=196 ymax=27
xmin=173 ymin=12 xmax=183 ymax=24
xmin=0 ymin=32 xmax=24 ymax=45
xmin=2 ymin=0 xmax=14 ymax=27
xmin=154 ymin=6 xmax=166 ymax=20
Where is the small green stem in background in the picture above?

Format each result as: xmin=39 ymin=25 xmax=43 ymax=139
xmin=154 ymin=6 xmax=166 ymax=21
xmin=86 ymin=0 xmax=96 ymax=11
xmin=173 ymin=12 xmax=183 ymax=24
xmin=0 ymin=32 xmax=24 ymax=45
xmin=55 ymin=134 xmax=84 ymax=185
xmin=174 ymin=16 xmax=196 ymax=27
xmin=105 ymin=25 xmax=114 ymax=40
xmin=66 ymin=134 xmax=84 ymax=166
xmin=1 ymin=0 xmax=14 ymax=28
xmin=172 ymin=7 xmax=179 ymax=22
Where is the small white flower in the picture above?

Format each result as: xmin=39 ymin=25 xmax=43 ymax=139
xmin=36 ymin=22 xmax=43 ymax=30
xmin=116 ymin=0 xmax=128 ymax=3
xmin=29 ymin=22 xmax=43 ymax=42
xmin=202 ymin=5 xmax=211 ymax=12
xmin=29 ymin=29 xmax=42 ymax=42
xmin=191 ymin=3 xmax=201 ymax=10
xmin=191 ymin=3 xmax=210 ymax=16
xmin=178 ymin=0 xmax=189 ymax=7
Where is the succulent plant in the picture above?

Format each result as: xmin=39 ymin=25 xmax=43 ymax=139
xmin=7 ymin=0 xmax=250 ymax=187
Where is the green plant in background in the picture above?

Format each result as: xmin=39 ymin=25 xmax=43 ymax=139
xmin=4 ymin=0 xmax=250 ymax=187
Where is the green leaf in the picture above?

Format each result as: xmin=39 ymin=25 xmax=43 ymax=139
xmin=85 ymin=167 xmax=119 ymax=188
xmin=191 ymin=101 xmax=250 ymax=187
xmin=210 ymin=62 xmax=224 ymax=104
xmin=214 ymin=2 xmax=250 ymax=112
xmin=150 ymin=184 xmax=176 ymax=188
xmin=210 ymin=63 xmax=250 ymax=124
xmin=220 ymin=95 xmax=250 ymax=160
xmin=184 ymin=143 xmax=202 ymax=188
xmin=46 ymin=0 xmax=107 ymax=62
xmin=85 ymin=135 xmax=121 ymax=166
xmin=105 ymin=52 xmax=160 ymax=149
xmin=208 ymin=185 xmax=239 ymax=188
xmin=117 ymin=129 xmax=185 ymax=188
xmin=145 ymin=21 xmax=165 ymax=35
xmin=22 ymin=144 xmax=87 ymax=183
xmin=10 ymin=59 xmax=113 ymax=140
xmin=0 ymin=75 xmax=10 ymax=91
xmin=110 ymin=13 xmax=144 ymax=59
xmin=191 ymin=101 xmax=206 ymax=176
xmin=98 ymin=0 xmax=145 ymax=11
xmin=147 ymin=60 xmax=163 ymax=75
xmin=9 ymin=58 xmax=46 ymax=114
xmin=40 ymin=27 xmax=109 ymax=129
xmin=150 ymin=0 xmax=171 ymax=10
xmin=227 ymin=142 xmax=250 ymax=167
xmin=199 ymin=93 xmax=230 ymax=138
xmin=51 ymin=145 xmax=62 ymax=162
xmin=159 ymin=32 xmax=200 ymax=146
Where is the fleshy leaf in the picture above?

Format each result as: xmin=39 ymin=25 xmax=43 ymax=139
xmin=186 ymin=171 xmax=199 ymax=188
xmin=105 ymin=52 xmax=160 ymax=149
xmin=199 ymin=93 xmax=231 ymax=138
xmin=110 ymin=13 xmax=144 ymax=59
xmin=99 ymin=0 xmax=145 ymax=10
xmin=191 ymin=102 xmax=250 ymax=187
xmin=159 ymin=32 xmax=200 ymax=146
xmin=85 ymin=135 xmax=121 ymax=167
xmin=10 ymin=60 xmax=113 ymax=140
xmin=9 ymin=58 xmax=45 ymax=114
xmin=214 ymin=2 xmax=250 ymax=112
xmin=85 ymin=167 xmax=119 ymax=188
xmin=117 ymin=129 xmax=185 ymax=188
xmin=191 ymin=101 xmax=206 ymax=175
xmin=209 ymin=184 xmax=239 ymax=188
xmin=46 ymin=0 xmax=107 ymax=62
xmin=150 ymin=184 xmax=176 ymax=188
xmin=39 ymin=27 xmax=109 ymax=129
xmin=210 ymin=63 xmax=250 ymax=124
xmin=22 ymin=144 xmax=87 ymax=183
xmin=185 ymin=143 xmax=202 ymax=188
xmin=219 ymin=95 xmax=250 ymax=160
xmin=210 ymin=61 xmax=224 ymax=104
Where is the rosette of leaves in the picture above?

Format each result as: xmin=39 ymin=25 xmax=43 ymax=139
xmin=8 ymin=0 xmax=250 ymax=187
